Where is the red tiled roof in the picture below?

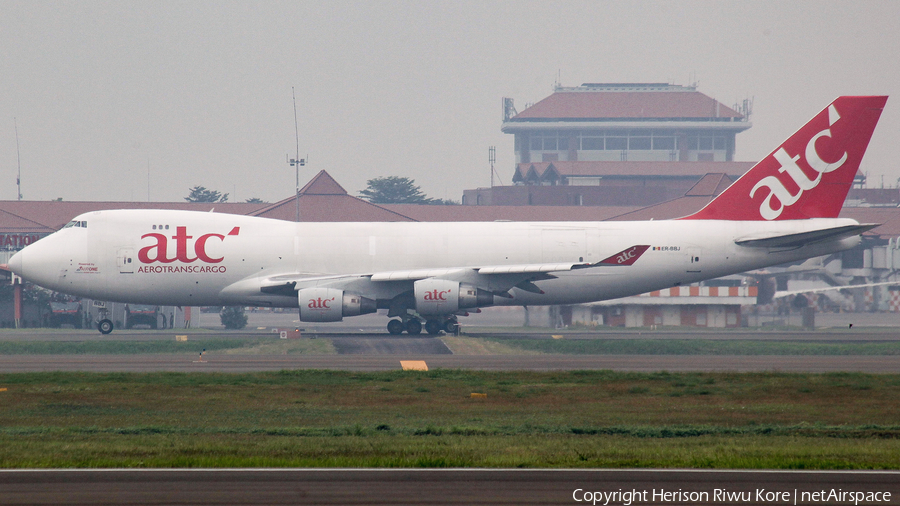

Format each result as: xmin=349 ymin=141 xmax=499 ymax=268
xmin=381 ymin=204 xmax=639 ymax=222
xmin=250 ymin=194 xmax=416 ymax=222
xmin=684 ymin=173 xmax=733 ymax=197
xmin=3 ymin=169 xmax=899 ymax=243
xmin=514 ymin=161 xmax=754 ymax=181
xmin=846 ymin=188 xmax=900 ymax=206
xmin=250 ymin=171 xmax=416 ymax=222
xmin=606 ymin=196 xmax=714 ymax=221
xmin=299 ymin=170 xmax=349 ymax=195
xmin=0 ymin=208 xmax=56 ymax=234
xmin=839 ymin=208 xmax=900 ymax=237
xmin=0 ymin=201 xmax=266 ymax=232
xmin=512 ymin=91 xmax=743 ymax=120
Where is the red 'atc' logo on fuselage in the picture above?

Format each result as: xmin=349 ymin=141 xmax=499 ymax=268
xmin=599 ymin=245 xmax=650 ymax=266
xmin=138 ymin=226 xmax=240 ymax=264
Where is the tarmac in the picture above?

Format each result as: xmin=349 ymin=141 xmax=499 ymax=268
xmin=0 ymin=352 xmax=898 ymax=373
xmin=2 ymin=312 xmax=899 ymax=504
xmin=1 ymin=468 xmax=899 ymax=506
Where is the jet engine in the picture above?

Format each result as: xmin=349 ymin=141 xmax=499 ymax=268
xmin=297 ymin=287 xmax=376 ymax=322
xmin=413 ymin=279 xmax=494 ymax=315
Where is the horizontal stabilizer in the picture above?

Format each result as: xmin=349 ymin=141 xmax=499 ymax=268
xmin=734 ymin=224 xmax=878 ymax=248
xmin=773 ymin=280 xmax=900 ymax=299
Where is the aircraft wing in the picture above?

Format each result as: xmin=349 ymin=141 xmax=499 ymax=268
xmin=734 ymin=224 xmax=878 ymax=248
xmin=248 ymin=245 xmax=650 ymax=300
xmin=366 ymin=244 xmax=651 ymax=280
xmin=370 ymin=262 xmax=587 ymax=281
xmin=256 ymin=262 xmax=593 ymax=298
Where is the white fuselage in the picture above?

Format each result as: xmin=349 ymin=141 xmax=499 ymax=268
xmin=9 ymin=209 xmax=860 ymax=309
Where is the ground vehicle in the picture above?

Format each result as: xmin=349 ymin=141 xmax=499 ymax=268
xmin=126 ymin=304 xmax=159 ymax=329
xmin=47 ymin=301 xmax=83 ymax=328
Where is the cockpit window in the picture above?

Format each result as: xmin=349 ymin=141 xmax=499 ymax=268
xmin=63 ymin=220 xmax=88 ymax=229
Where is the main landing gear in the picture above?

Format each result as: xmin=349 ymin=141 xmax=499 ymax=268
xmin=387 ymin=317 xmax=458 ymax=336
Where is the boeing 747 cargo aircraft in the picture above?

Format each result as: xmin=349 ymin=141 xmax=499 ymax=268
xmin=5 ymin=96 xmax=887 ymax=334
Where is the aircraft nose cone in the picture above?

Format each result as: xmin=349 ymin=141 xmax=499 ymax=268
xmin=7 ymin=250 xmax=23 ymax=276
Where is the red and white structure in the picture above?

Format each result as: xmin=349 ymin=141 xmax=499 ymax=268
xmin=582 ymin=285 xmax=758 ymax=328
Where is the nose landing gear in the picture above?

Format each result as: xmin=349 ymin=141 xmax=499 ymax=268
xmin=96 ymin=305 xmax=114 ymax=334
xmin=97 ymin=319 xmax=114 ymax=335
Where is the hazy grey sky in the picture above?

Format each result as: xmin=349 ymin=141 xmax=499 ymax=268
xmin=2 ymin=1 xmax=899 ymax=203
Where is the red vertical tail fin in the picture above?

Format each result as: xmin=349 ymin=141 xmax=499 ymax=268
xmin=682 ymin=96 xmax=887 ymax=221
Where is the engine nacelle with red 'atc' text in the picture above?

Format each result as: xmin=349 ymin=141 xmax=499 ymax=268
xmin=298 ymin=287 xmax=376 ymax=322
xmin=414 ymin=279 xmax=494 ymax=315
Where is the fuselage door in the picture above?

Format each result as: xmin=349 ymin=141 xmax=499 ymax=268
xmin=117 ymin=248 xmax=135 ymax=274
xmin=686 ymin=246 xmax=702 ymax=273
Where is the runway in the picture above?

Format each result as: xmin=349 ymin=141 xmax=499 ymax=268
xmin=1 ymin=352 xmax=899 ymax=372
xmin=1 ymin=326 xmax=899 ymax=372
xmin=0 ymin=469 xmax=897 ymax=505
xmin=6 ymin=328 xmax=900 ymax=342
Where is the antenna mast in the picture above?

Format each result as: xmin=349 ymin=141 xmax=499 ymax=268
xmin=14 ymin=118 xmax=22 ymax=200
xmin=488 ymin=146 xmax=503 ymax=187
xmin=489 ymin=146 xmax=496 ymax=187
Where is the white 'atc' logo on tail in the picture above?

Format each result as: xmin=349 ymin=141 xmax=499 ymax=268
xmin=749 ymin=105 xmax=848 ymax=220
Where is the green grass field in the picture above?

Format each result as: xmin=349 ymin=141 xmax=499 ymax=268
xmin=478 ymin=338 xmax=900 ymax=355
xmin=1 ymin=370 xmax=898 ymax=468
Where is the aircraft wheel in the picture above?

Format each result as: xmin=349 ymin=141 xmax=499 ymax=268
xmin=443 ymin=319 xmax=459 ymax=334
xmin=424 ymin=319 xmax=443 ymax=335
xmin=387 ymin=319 xmax=405 ymax=335
xmin=97 ymin=319 xmax=114 ymax=335
xmin=405 ymin=319 xmax=422 ymax=335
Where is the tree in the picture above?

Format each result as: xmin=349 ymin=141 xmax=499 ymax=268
xmin=358 ymin=176 xmax=440 ymax=204
xmin=185 ymin=186 xmax=229 ymax=203
xmin=219 ymin=306 xmax=248 ymax=330
xmin=428 ymin=198 xmax=460 ymax=206
xmin=245 ymin=197 xmax=266 ymax=204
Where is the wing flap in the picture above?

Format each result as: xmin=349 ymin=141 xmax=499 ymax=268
xmin=476 ymin=263 xmax=585 ymax=275
xmin=368 ymin=263 xmax=589 ymax=281
xmin=369 ymin=268 xmax=468 ymax=282
xmin=735 ymin=224 xmax=878 ymax=248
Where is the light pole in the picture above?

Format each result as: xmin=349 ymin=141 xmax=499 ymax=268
xmin=289 ymin=155 xmax=305 ymax=222
xmin=288 ymin=87 xmax=306 ymax=222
